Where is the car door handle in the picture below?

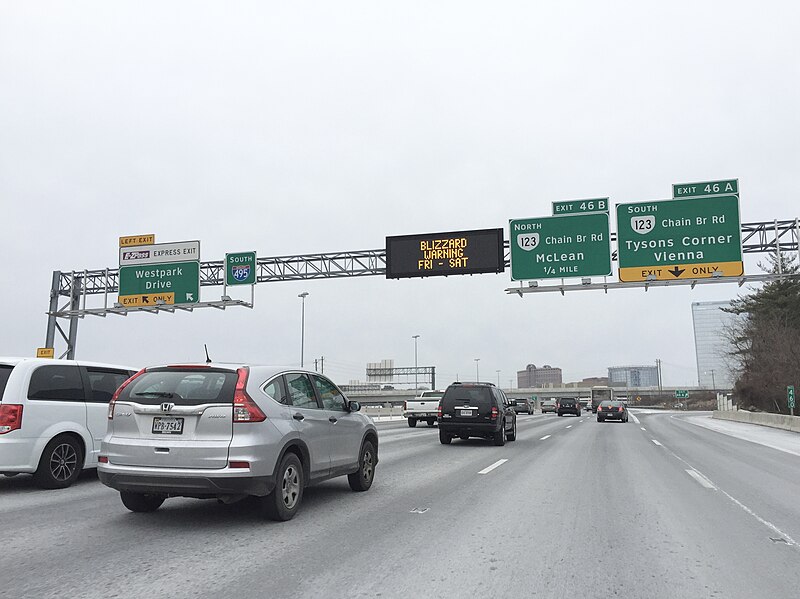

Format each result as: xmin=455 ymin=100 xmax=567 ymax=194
xmin=293 ymin=413 xmax=305 ymax=421
xmin=329 ymin=417 xmax=338 ymax=423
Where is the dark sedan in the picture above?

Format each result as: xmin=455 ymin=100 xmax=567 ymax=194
xmin=596 ymin=400 xmax=629 ymax=422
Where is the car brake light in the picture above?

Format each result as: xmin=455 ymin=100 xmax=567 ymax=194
xmin=490 ymin=406 xmax=498 ymax=420
xmin=233 ymin=367 xmax=266 ymax=423
xmin=403 ymin=401 xmax=407 ymax=411
xmin=0 ymin=404 xmax=23 ymax=434
xmin=437 ymin=403 xmax=442 ymax=417
xmin=98 ymin=455 xmax=108 ymax=463
xmin=108 ymin=368 xmax=146 ymax=420
xmin=618 ymin=406 xmax=623 ymax=412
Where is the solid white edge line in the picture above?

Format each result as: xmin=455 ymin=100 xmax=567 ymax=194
xmin=630 ymin=413 xmax=641 ymax=424
xmin=641 ymin=427 xmax=647 ymax=431
xmin=478 ymin=459 xmax=508 ymax=475
xmin=652 ymin=439 xmax=662 ymax=446
xmin=685 ymin=469 xmax=716 ymax=489
xmin=540 ymin=435 xmax=551 ymax=440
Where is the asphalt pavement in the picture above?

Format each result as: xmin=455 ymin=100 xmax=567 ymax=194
xmin=2 ymin=411 xmax=799 ymax=599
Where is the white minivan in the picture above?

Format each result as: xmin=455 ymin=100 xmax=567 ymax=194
xmin=0 ymin=357 xmax=136 ymax=488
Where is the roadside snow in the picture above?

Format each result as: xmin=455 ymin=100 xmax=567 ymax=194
xmin=682 ymin=414 xmax=800 ymax=458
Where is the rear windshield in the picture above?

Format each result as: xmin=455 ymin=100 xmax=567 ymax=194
xmin=560 ymin=398 xmax=576 ymax=403
xmin=120 ymin=369 xmax=237 ymax=405
xmin=420 ymin=391 xmax=444 ymax=399
xmin=0 ymin=365 xmax=13 ymax=399
xmin=600 ymin=400 xmax=619 ymax=407
xmin=442 ymin=386 xmax=493 ymax=408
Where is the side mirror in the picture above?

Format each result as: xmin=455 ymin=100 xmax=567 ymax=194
xmin=348 ymin=400 xmax=361 ymax=412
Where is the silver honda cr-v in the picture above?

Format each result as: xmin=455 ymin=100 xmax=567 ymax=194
xmin=98 ymin=364 xmax=378 ymax=521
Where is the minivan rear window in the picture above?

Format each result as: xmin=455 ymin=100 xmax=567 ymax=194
xmin=442 ymin=386 xmax=493 ymax=408
xmin=28 ymin=365 xmax=85 ymax=401
xmin=0 ymin=365 xmax=14 ymax=399
xmin=120 ymin=369 xmax=237 ymax=405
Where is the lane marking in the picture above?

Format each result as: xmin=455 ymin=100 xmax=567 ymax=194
xmin=685 ymin=469 xmax=716 ymax=489
xmin=641 ymin=427 xmax=647 ymax=431
xmin=630 ymin=413 xmax=641 ymax=424
xmin=659 ymin=440 xmax=800 ymax=549
xmin=566 ymin=425 xmax=573 ymax=429
xmin=652 ymin=439 xmax=663 ymax=446
xmin=478 ymin=459 xmax=508 ymax=475
xmin=540 ymin=435 xmax=551 ymax=440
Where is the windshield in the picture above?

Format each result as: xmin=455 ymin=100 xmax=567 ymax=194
xmin=121 ymin=369 xmax=237 ymax=406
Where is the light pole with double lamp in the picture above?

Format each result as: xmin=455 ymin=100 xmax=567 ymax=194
xmin=475 ymin=358 xmax=480 ymax=382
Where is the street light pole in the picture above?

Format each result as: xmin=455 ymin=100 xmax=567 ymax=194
xmin=496 ymin=370 xmax=500 ymax=388
xmin=298 ymin=292 xmax=309 ymax=368
xmin=475 ymin=358 xmax=480 ymax=382
xmin=412 ymin=335 xmax=420 ymax=390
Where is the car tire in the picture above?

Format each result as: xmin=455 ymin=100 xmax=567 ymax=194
xmin=408 ymin=418 xmax=417 ymax=428
xmin=507 ymin=420 xmax=517 ymax=442
xmin=427 ymin=419 xmax=435 ymax=427
xmin=348 ymin=440 xmax=376 ymax=492
xmin=120 ymin=491 xmax=165 ymax=513
xmin=493 ymin=423 xmax=506 ymax=446
xmin=33 ymin=435 xmax=84 ymax=489
xmin=597 ymin=417 xmax=604 ymax=422
xmin=262 ymin=453 xmax=304 ymax=521
xmin=439 ymin=430 xmax=452 ymax=444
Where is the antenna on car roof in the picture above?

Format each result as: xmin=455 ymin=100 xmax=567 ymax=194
xmin=204 ymin=344 xmax=212 ymax=364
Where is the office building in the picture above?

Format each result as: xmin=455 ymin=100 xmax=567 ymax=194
xmin=517 ymin=364 xmax=562 ymax=387
xmin=607 ymin=365 xmax=660 ymax=388
xmin=692 ymin=301 xmax=740 ymax=389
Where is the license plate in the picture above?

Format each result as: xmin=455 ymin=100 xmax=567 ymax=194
xmin=152 ymin=417 xmax=184 ymax=434
xmin=459 ymin=409 xmax=472 ymax=417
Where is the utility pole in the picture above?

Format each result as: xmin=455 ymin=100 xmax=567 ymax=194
xmin=319 ymin=356 xmax=324 ymax=374
xmin=298 ymin=292 xmax=309 ymax=368
xmin=496 ymin=370 xmax=501 ymax=387
xmin=475 ymin=358 xmax=480 ymax=382
xmin=412 ymin=335 xmax=420 ymax=390
xmin=656 ymin=359 xmax=663 ymax=398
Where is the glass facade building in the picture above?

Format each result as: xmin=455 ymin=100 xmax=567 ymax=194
xmin=691 ymin=301 xmax=740 ymax=389
xmin=607 ymin=366 xmax=660 ymax=388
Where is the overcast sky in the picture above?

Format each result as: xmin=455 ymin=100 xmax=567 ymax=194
xmin=1 ymin=1 xmax=798 ymax=388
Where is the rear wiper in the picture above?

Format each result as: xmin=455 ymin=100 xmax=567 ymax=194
xmin=132 ymin=391 xmax=175 ymax=398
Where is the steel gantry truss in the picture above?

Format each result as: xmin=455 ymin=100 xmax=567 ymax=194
xmin=45 ymin=219 xmax=798 ymax=358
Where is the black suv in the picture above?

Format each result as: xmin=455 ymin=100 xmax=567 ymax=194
xmin=437 ymin=382 xmax=517 ymax=445
xmin=557 ymin=397 xmax=581 ymax=417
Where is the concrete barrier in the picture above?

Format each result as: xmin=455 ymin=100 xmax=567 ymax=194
xmin=712 ymin=410 xmax=800 ymax=434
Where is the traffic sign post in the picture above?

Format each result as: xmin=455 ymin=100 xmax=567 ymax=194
xmin=789 ymin=385 xmax=795 ymax=416
xmin=552 ymin=198 xmax=609 ymax=215
xmin=225 ymin=252 xmax=257 ymax=286
xmin=674 ymin=390 xmax=689 ymax=399
xmin=673 ymin=179 xmax=738 ymax=199
xmin=616 ymin=196 xmax=743 ymax=282
xmin=509 ymin=213 xmax=611 ymax=280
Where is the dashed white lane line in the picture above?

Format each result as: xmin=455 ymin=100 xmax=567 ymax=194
xmin=629 ymin=413 xmax=641 ymax=424
xmin=566 ymin=425 xmax=573 ymax=429
xmin=540 ymin=435 xmax=551 ymax=440
xmin=641 ymin=427 xmax=647 ymax=431
xmin=652 ymin=439 xmax=663 ymax=446
xmin=478 ymin=459 xmax=508 ymax=475
xmin=686 ymin=469 xmax=716 ymax=489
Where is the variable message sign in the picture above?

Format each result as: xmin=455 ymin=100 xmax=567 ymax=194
xmin=552 ymin=198 xmax=609 ymax=215
xmin=226 ymin=251 xmax=257 ymax=286
xmin=119 ymin=240 xmax=200 ymax=306
xmin=509 ymin=213 xmax=611 ymax=280
xmin=385 ymin=228 xmax=504 ymax=279
xmin=616 ymin=196 xmax=743 ymax=282
xmin=673 ymin=179 xmax=738 ymax=199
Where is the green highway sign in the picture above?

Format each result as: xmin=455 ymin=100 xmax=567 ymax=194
xmin=119 ymin=261 xmax=200 ymax=305
xmin=616 ymin=195 xmax=743 ymax=282
xmin=225 ymin=251 xmax=257 ymax=286
xmin=552 ymin=198 xmax=609 ymax=216
xmin=789 ymin=385 xmax=795 ymax=409
xmin=673 ymin=179 xmax=738 ymax=199
xmin=510 ymin=213 xmax=611 ymax=280
xmin=674 ymin=390 xmax=689 ymax=399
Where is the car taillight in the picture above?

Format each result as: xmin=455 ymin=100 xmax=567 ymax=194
xmin=233 ymin=367 xmax=266 ymax=423
xmin=490 ymin=406 xmax=498 ymax=420
xmin=229 ymin=461 xmax=250 ymax=469
xmin=437 ymin=403 xmax=443 ymax=417
xmin=618 ymin=406 xmax=623 ymax=412
xmin=108 ymin=368 xmax=146 ymax=420
xmin=0 ymin=404 xmax=23 ymax=434
xmin=403 ymin=401 xmax=407 ymax=411
xmin=98 ymin=455 xmax=108 ymax=463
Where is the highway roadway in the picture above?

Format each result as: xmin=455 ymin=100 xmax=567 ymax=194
xmin=2 ymin=411 xmax=799 ymax=598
